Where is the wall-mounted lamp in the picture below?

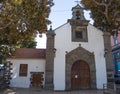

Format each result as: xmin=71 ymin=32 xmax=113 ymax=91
xmin=53 ymin=48 xmax=56 ymax=53
xmin=53 ymin=48 xmax=56 ymax=57
xmin=104 ymin=48 xmax=108 ymax=57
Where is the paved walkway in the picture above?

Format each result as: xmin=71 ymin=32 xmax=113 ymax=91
xmin=0 ymin=88 xmax=104 ymax=94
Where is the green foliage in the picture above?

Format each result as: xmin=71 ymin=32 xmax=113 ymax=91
xmin=81 ymin=0 xmax=120 ymax=34
xmin=0 ymin=45 xmax=15 ymax=63
xmin=16 ymin=36 xmax=37 ymax=48
xmin=0 ymin=0 xmax=54 ymax=62
xmin=0 ymin=0 xmax=54 ymax=32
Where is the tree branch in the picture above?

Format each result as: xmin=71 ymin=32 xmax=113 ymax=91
xmin=0 ymin=21 xmax=12 ymax=30
xmin=91 ymin=0 xmax=106 ymax=6
xmin=92 ymin=0 xmax=113 ymax=22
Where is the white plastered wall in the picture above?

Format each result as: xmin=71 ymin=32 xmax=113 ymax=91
xmin=8 ymin=59 xmax=45 ymax=88
xmin=54 ymin=23 xmax=107 ymax=90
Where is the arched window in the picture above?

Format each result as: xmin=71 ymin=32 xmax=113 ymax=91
xmin=76 ymin=10 xmax=80 ymax=19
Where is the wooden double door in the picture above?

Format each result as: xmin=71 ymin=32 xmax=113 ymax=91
xmin=31 ymin=73 xmax=42 ymax=87
xmin=71 ymin=60 xmax=90 ymax=89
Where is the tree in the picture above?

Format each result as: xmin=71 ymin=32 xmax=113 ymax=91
xmin=81 ymin=0 xmax=120 ymax=35
xmin=0 ymin=0 xmax=54 ymax=32
xmin=0 ymin=0 xmax=54 ymax=62
xmin=16 ymin=36 xmax=37 ymax=48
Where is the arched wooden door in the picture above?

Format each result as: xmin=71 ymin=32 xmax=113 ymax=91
xmin=71 ymin=60 xmax=90 ymax=89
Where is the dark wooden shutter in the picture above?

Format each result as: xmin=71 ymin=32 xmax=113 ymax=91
xmin=19 ymin=64 xmax=28 ymax=76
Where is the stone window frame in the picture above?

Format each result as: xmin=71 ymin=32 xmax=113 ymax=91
xmin=72 ymin=26 xmax=88 ymax=42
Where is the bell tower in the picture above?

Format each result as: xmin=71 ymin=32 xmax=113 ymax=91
xmin=72 ymin=4 xmax=85 ymax=20
xmin=68 ymin=3 xmax=89 ymax=42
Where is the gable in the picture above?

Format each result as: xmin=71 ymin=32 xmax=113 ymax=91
xmin=54 ymin=22 xmax=103 ymax=36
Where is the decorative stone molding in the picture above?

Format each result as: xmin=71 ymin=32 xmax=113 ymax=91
xmin=68 ymin=3 xmax=89 ymax=43
xmin=65 ymin=47 xmax=96 ymax=90
xmin=68 ymin=19 xmax=89 ymax=42
xmin=30 ymin=72 xmax=44 ymax=88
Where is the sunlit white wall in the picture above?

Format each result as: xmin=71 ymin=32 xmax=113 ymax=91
xmin=54 ymin=23 xmax=107 ymax=90
xmin=9 ymin=59 xmax=45 ymax=88
xmin=35 ymin=33 xmax=46 ymax=48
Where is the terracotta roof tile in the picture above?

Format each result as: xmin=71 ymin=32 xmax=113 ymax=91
xmin=10 ymin=48 xmax=46 ymax=59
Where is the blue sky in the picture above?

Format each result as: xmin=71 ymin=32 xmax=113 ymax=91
xmin=49 ymin=0 xmax=93 ymax=29
xmin=36 ymin=0 xmax=93 ymax=48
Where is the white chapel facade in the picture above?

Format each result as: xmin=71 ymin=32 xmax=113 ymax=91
xmin=45 ymin=4 xmax=114 ymax=90
xmin=9 ymin=4 xmax=114 ymax=91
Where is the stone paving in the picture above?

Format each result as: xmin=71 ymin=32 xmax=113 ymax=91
xmin=0 ymin=88 xmax=104 ymax=94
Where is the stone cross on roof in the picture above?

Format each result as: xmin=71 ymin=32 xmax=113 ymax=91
xmin=75 ymin=0 xmax=80 ymax=5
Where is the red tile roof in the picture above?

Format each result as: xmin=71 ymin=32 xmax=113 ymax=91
xmin=10 ymin=48 xmax=46 ymax=59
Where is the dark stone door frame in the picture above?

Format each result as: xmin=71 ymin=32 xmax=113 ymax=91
xmin=65 ymin=46 xmax=96 ymax=90
xmin=30 ymin=72 xmax=44 ymax=88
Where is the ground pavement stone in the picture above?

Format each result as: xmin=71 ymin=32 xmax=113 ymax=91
xmin=0 ymin=88 xmax=104 ymax=94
